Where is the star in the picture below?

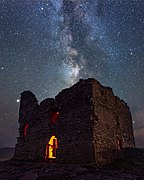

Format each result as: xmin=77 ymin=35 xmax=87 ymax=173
xmin=0 ymin=0 xmax=144 ymax=148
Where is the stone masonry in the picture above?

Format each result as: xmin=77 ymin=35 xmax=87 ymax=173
xmin=13 ymin=78 xmax=135 ymax=165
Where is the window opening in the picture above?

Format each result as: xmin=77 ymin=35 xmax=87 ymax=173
xmin=116 ymin=116 xmax=120 ymax=127
xmin=45 ymin=136 xmax=58 ymax=160
xmin=52 ymin=112 xmax=59 ymax=124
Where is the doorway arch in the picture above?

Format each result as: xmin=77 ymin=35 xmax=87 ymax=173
xmin=45 ymin=135 xmax=58 ymax=160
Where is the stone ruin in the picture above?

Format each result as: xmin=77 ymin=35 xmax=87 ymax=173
xmin=13 ymin=78 xmax=135 ymax=165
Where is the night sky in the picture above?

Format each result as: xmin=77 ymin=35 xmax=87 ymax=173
xmin=0 ymin=0 xmax=144 ymax=148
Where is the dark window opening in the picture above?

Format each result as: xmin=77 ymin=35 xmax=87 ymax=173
xmin=101 ymin=90 xmax=104 ymax=96
xmin=116 ymin=116 xmax=120 ymax=127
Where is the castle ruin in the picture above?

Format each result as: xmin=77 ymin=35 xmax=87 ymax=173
xmin=13 ymin=78 xmax=135 ymax=165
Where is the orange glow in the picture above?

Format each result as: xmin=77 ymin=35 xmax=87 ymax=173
xmin=24 ymin=123 xmax=29 ymax=136
xmin=52 ymin=112 xmax=59 ymax=124
xmin=45 ymin=136 xmax=58 ymax=160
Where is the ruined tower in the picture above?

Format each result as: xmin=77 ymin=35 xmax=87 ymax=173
xmin=13 ymin=78 xmax=135 ymax=165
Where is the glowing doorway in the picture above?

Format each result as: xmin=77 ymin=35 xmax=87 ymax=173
xmin=45 ymin=136 xmax=58 ymax=160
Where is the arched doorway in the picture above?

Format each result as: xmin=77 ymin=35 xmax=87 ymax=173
xmin=45 ymin=136 xmax=58 ymax=160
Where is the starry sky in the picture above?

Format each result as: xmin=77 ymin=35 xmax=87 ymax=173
xmin=0 ymin=0 xmax=144 ymax=148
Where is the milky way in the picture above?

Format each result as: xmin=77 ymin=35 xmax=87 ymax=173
xmin=0 ymin=0 xmax=144 ymax=147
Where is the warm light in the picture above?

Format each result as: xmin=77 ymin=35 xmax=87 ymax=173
xmin=45 ymin=136 xmax=58 ymax=160
xmin=24 ymin=123 xmax=29 ymax=136
xmin=52 ymin=112 xmax=59 ymax=124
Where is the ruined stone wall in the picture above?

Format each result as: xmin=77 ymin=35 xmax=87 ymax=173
xmin=13 ymin=92 xmax=57 ymax=161
xmin=115 ymin=97 xmax=135 ymax=148
xmin=91 ymin=80 xmax=117 ymax=164
xmin=91 ymin=79 xmax=135 ymax=165
xmin=55 ymin=79 xmax=95 ymax=164
xmin=14 ymin=91 xmax=39 ymax=160
xmin=37 ymin=98 xmax=59 ymax=161
xmin=13 ymin=78 xmax=135 ymax=165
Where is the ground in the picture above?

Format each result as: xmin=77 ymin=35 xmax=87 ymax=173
xmin=0 ymin=148 xmax=144 ymax=180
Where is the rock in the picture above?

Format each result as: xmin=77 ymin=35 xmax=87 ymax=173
xmin=19 ymin=171 xmax=38 ymax=180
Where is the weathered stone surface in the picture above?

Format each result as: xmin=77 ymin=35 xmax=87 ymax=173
xmin=13 ymin=78 xmax=135 ymax=165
